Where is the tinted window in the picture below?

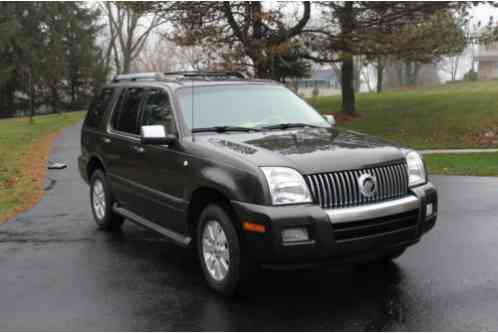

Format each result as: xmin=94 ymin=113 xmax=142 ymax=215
xmin=111 ymin=90 xmax=126 ymax=130
xmin=112 ymin=87 xmax=146 ymax=135
xmin=141 ymin=89 xmax=176 ymax=134
xmin=85 ymin=88 xmax=115 ymax=128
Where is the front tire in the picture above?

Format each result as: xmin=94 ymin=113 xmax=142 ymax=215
xmin=90 ymin=169 xmax=123 ymax=231
xmin=197 ymin=204 xmax=250 ymax=296
xmin=382 ymin=247 xmax=406 ymax=261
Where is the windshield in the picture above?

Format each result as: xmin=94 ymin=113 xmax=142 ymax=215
xmin=176 ymin=85 xmax=330 ymax=130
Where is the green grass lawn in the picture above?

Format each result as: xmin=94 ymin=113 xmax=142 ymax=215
xmin=309 ymin=80 xmax=498 ymax=150
xmin=425 ymin=152 xmax=498 ymax=177
xmin=0 ymin=112 xmax=85 ymax=222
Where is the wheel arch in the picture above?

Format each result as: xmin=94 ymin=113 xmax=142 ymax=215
xmin=87 ymin=155 xmax=106 ymax=180
xmin=186 ymin=186 xmax=241 ymax=242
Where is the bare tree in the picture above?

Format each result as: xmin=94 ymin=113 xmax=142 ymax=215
xmin=441 ymin=54 xmax=462 ymax=81
xmin=132 ymin=2 xmax=311 ymax=79
xmin=100 ymin=2 xmax=167 ymax=74
xmin=132 ymin=32 xmax=223 ymax=73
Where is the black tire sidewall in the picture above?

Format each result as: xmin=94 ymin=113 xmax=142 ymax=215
xmin=384 ymin=247 xmax=406 ymax=261
xmin=90 ymin=169 xmax=117 ymax=230
xmin=197 ymin=204 xmax=244 ymax=296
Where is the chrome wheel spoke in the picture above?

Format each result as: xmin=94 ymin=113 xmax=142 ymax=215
xmin=202 ymin=220 xmax=230 ymax=281
xmin=205 ymin=253 xmax=216 ymax=270
xmin=213 ymin=259 xmax=221 ymax=279
xmin=218 ymin=248 xmax=230 ymax=262
xmin=219 ymin=257 xmax=229 ymax=275
xmin=92 ymin=180 xmax=106 ymax=220
xmin=203 ymin=239 xmax=216 ymax=254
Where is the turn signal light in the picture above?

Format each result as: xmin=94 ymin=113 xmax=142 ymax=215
xmin=243 ymin=222 xmax=266 ymax=233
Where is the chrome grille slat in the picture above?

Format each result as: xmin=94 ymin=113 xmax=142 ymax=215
xmin=326 ymin=173 xmax=337 ymax=208
xmin=387 ymin=166 xmax=395 ymax=199
xmin=305 ymin=162 xmax=409 ymax=209
xmin=320 ymin=174 xmax=329 ymax=208
xmin=373 ymin=168 xmax=383 ymax=200
xmin=333 ymin=173 xmax=342 ymax=207
xmin=395 ymin=164 xmax=403 ymax=196
xmin=396 ymin=165 xmax=403 ymax=193
xmin=343 ymin=172 xmax=351 ymax=205
xmin=382 ymin=167 xmax=390 ymax=199
xmin=393 ymin=165 xmax=400 ymax=196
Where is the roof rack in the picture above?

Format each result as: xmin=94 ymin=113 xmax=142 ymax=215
xmin=112 ymin=72 xmax=165 ymax=83
xmin=111 ymin=71 xmax=246 ymax=84
xmin=163 ymin=71 xmax=245 ymax=80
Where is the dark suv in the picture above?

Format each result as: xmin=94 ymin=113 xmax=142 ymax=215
xmin=79 ymin=72 xmax=438 ymax=295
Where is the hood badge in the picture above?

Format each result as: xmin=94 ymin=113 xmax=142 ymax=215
xmin=358 ymin=173 xmax=377 ymax=198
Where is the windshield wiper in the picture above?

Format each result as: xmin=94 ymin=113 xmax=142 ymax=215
xmin=191 ymin=126 xmax=261 ymax=133
xmin=258 ymin=123 xmax=323 ymax=130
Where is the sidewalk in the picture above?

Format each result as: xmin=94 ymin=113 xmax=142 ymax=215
xmin=420 ymin=149 xmax=498 ymax=155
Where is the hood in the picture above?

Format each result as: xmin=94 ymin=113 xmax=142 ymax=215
xmin=195 ymin=127 xmax=406 ymax=174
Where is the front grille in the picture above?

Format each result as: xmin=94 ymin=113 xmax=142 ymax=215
xmin=304 ymin=162 xmax=409 ymax=209
xmin=333 ymin=209 xmax=419 ymax=242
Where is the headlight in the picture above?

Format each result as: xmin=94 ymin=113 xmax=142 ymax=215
xmin=261 ymin=167 xmax=312 ymax=205
xmin=406 ymin=151 xmax=426 ymax=187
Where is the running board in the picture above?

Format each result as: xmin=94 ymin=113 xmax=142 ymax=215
xmin=113 ymin=204 xmax=191 ymax=247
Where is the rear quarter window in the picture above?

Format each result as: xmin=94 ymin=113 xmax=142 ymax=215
xmin=84 ymin=88 xmax=115 ymax=129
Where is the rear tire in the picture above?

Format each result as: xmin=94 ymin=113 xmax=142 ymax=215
xmin=90 ymin=169 xmax=123 ymax=231
xmin=197 ymin=203 xmax=251 ymax=296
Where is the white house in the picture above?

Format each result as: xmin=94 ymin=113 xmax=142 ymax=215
xmin=477 ymin=42 xmax=498 ymax=80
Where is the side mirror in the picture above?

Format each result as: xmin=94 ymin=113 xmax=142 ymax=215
xmin=324 ymin=114 xmax=336 ymax=126
xmin=140 ymin=125 xmax=176 ymax=145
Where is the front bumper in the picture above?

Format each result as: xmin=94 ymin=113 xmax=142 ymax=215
xmin=77 ymin=154 xmax=89 ymax=184
xmin=232 ymin=182 xmax=437 ymax=267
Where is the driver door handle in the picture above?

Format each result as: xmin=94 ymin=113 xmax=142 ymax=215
xmin=132 ymin=145 xmax=145 ymax=153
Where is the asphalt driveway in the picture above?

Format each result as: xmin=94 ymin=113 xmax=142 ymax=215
xmin=1 ymin=123 xmax=498 ymax=331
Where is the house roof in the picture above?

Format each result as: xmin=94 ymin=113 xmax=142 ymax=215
xmin=477 ymin=55 xmax=498 ymax=62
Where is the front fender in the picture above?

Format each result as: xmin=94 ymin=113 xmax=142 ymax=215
xmin=188 ymin=165 xmax=269 ymax=205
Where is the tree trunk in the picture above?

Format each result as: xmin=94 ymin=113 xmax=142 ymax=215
xmin=0 ymin=86 xmax=6 ymax=118
xmin=5 ymin=81 xmax=15 ymax=118
xmin=29 ymin=71 xmax=35 ymax=123
xmin=71 ymin=83 xmax=76 ymax=109
xmin=122 ymin=52 xmax=131 ymax=74
xmin=254 ymin=59 xmax=272 ymax=79
xmin=340 ymin=1 xmax=355 ymax=115
xmin=376 ymin=60 xmax=384 ymax=93
xmin=50 ymin=84 xmax=60 ymax=115
xmin=341 ymin=52 xmax=356 ymax=115
xmin=405 ymin=62 xmax=420 ymax=86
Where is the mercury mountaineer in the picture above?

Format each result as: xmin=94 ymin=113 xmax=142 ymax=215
xmin=78 ymin=72 xmax=438 ymax=295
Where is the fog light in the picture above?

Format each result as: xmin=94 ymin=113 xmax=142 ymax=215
xmin=426 ymin=203 xmax=434 ymax=217
xmin=282 ymin=227 xmax=309 ymax=243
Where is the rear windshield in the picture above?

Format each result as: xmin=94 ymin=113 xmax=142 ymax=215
xmin=176 ymin=85 xmax=329 ymax=130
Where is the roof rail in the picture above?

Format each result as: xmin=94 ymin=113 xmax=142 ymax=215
xmin=163 ymin=71 xmax=245 ymax=80
xmin=112 ymin=72 xmax=165 ymax=83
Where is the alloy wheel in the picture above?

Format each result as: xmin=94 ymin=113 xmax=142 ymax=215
xmin=92 ymin=179 xmax=106 ymax=220
xmin=202 ymin=220 xmax=230 ymax=281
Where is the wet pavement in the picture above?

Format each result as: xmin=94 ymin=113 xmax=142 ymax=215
xmin=1 ymin=123 xmax=498 ymax=331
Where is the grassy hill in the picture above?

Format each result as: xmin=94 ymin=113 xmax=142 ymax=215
xmin=0 ymin=112 xmax=85 ymax=223
xmin=310 ymin=81 xmax=498 ymax=149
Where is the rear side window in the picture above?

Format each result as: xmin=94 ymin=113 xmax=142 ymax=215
xmin=141 ymin=89 xmax=176 ymax=134
xmin=85 ymin=88 xmax=115 ymax=128
xmin=111 ymin=87 xmax=146 ymax=135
